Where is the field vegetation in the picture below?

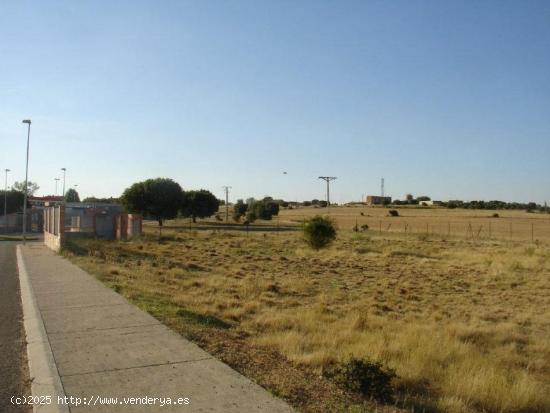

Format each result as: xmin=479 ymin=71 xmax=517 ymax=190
xmin=280 ymin=205 xmax=550 ymax=243
xmin=63 ymin=211 xmax=550 ymax=413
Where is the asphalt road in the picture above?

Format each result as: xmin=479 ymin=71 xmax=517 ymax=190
xmin=0 ymin=242 xmax=31 ymax=413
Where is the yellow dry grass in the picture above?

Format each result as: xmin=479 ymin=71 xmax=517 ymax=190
xmin=279 ymin=205 xmax=550 ymax=243
xmin=64 ymin=221 xmax=550 ymax=413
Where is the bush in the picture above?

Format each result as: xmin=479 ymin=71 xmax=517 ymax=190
xmin=246 ymin=211 xmax=257 ymax=223
xmin=245 ymin=199 xmax=279 ymax=220
xmin=325 ymin=357 xmax=396 ymax=402
xmin=388 ymin=210 xmax=399 ymax=217
xmin=491 ymin=213 xmax=500 ymax=218
xmin=233 ymin=199 xmax=248 ymax=222
xmin=303 ymin=215 xmax=336 ymax=249
xmin=361 ymin=224 xmax=369 ymax=231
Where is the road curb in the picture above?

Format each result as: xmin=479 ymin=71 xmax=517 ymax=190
xmin=17 ymin=245 xmax=69 ymax=413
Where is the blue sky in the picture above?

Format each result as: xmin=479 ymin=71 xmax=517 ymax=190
xmin=1 ymin=0 xmax=549 ymax=204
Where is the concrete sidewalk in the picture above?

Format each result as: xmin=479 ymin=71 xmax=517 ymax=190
xmin=17 ymin=244 xmax=293 ymax=413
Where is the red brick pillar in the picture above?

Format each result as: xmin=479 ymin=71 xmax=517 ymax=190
xmin=59 ymin=205 xmax=66 ymax=248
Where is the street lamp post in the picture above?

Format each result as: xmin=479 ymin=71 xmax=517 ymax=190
xmin=22 ymin=119 xmax=31 ymax=245
xmin=4 ymin=168 xmax=10 ymax=234
xmin=61 ymin=167 xmax=66 ymax=199
xmin=55 ymin=178 xmax=60 ymax=196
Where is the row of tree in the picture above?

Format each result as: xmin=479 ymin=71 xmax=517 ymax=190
xmin=443 ymin=200 xmax=546 ymax=212
xmin=0 ymin=180 xmax=42 ymax=215
xmin=120 ymin=178 xmax=219 ymax=226
xmin=232 ymin=197 xmax=280 ymax=222
xmin=0 ymin=191 xmax=25 ymax=215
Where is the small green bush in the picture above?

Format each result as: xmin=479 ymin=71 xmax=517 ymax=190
xmin=303 ymin=215 xmax=336 ymax=249
xmin=246 ymin=211 xmax=257 ymax=223
xmin=326 ymin=357 xmax=396 ymax=402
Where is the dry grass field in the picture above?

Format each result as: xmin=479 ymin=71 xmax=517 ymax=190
xmin=63 ymin=212 xmax=550 ymax=413
xmin=279 ymin=205 xmax=550 ymax=243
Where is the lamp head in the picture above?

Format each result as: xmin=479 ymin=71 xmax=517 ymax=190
xmin=61 ymin=167 xmax=66 ymax=172
xmin=22 ymin=119 xmax=31 ymax=124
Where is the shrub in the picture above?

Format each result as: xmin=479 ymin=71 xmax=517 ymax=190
xmin=246 ymin=211 xmax=257 ymax=223
xmin=259 ymin=199 xmax=280 ymax=219
xmin=492 ymin=213 xmax=499 ymax=218
xmin=361 ymin=224 xmax=369 ymax=231
xmin=325 ymin=357 xmax=396 ymax=402
xmin=303 ymin=215 xmax=336 ymax=249
xmin=233 ymin=199 xmax=248 ymax=222
xmin=388 ymin=210 xmax=399 ymax=217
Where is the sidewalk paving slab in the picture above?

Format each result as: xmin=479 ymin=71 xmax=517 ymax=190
xmin=18 ymin=244 xmax=293 ymax=413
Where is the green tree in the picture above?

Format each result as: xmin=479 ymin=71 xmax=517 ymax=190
xmin=0 ymin=190 xmax=25 ymax=215
xmin=249 ymin=198 xmax=280 ymax=220
xmin=246 ymin=210 xmax=257 ymax=223
xmin=64 ymin=188 xmax=80 ymax=202
xmin=120 ymin=178 xmax=184 ymax=232
xmin=82 ymin=196 xmax=120 ymax=204
xmin=12 ymin=181 xmax=40 ymax=196
xmin=181 ymin=190 xmax=219 ymax=223
xmin=233 ymin=199 xmax=248 ymax=222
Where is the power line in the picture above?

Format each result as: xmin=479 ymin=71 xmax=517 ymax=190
xmin=222 ymin=186 xmax=231 ymax=222
xmin=318 ymin=176 xmax=337 ymax=212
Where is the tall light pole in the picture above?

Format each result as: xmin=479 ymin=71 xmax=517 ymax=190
xmin=22 ymin=119 xmax=31 ymax=244
xmin=222 ymin=186 xmax=231 ymax=222
xmin=4 ymin=168 xmax=10 ymax=234
xmin=61 ymin=167 xmax=66 ymax=199
xmin=55 ymin=178 xmax=60 ymax=196
xmin=318 ymin=176 xmax=337 ymax=213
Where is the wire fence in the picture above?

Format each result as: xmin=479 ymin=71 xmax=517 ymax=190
xmin=282 ymin=214 xmax=550 ymax=243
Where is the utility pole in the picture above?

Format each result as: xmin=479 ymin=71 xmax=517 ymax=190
xmin=61 ymin=167 xmax=66 ymax=199
xmin=381 ymin=177 xmax=385 ymax=197
xmin=22 ymin=119 xmax=31 ymax=245
xmin=318 ymin=176 xmax=337 ymax=213
xmin=222 ymin=186 xmax=231 ymax=222
xmin=4 ymin=168 xmax=10 ymax=234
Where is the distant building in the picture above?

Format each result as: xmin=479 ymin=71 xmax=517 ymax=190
xmin=366 ymin=195 xmax=392 ymax=205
